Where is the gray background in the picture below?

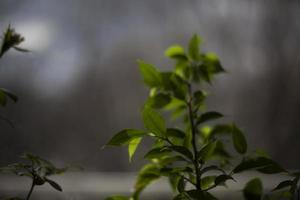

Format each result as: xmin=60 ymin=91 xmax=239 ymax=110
xmin=0 ymin=0 xmax=300 ymax=173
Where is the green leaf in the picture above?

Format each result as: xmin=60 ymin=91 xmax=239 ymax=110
xmin=175 ymin=60 xmax=190 ymax=80
xmin=272 ymin=180 xmax=293 ymax=191
xmin=193 ymin=90 xmax=206 ymax=107
xmin=188 ymin=34 xmax=201 ymax=61
xmin=164 ymin=96 xmax=185 ymax=111
xmin=45 ymin=178 xmax=63 ymax=192
xmin=0 ymin=164 xmax=24 ymax=174
xmin=177 ymin=176 xmax=185 ymax=193
xmin=106 ymin=129 xmax=146 ymax=146
xmin=142 ymin=106 xmax=166 ymax=136
xmin=138 ymin=60 xmax=162 ymax=88
xmin=196 ymin=111 xmax=223 ymax=125
xmin=144 ymin=146 xmax=170 ymax=159
xmin=158 ymin=155 xmax=189 ymax=166
xmin=13 ymin=46 xmax=30 ymax=53
xmin=198 ymin=140 xmax=217 ymax=161
xmin=169 ymin=174 xmax=181 ymax=192
xmin=214 ymin=174 xmax=234 ymax=186
xmin=203 ymin=53 xmax=225 ymax=74
xmin=0 ymin=25 xmax=26 ymax=58
xmin=160 ymin=72 xmax=187 ymax=101
xmin=233 ymin=157 xmax=285 ymax=174
xmin=128 ymin=137 xmax=142 ymax=162
xmin=213 ymin=140 xmax=232 ymax=160
xmin=105 ymin=196 xmax=129 ymax=200
xmin=201 ymin=176 xmax=216 ymax=190
xmin=167 ymin=145 xmax=193 ymax=161
xmin=232 ymin=124 xmax=247 ymax=154
xmin=147 ymin=93 xmax=171 ymax=109
xmin=165 ymin=45 xmax=187 ymax=60
xmin=21 ymin=153 xmax=41 ymax=163
xmin=210 ymin=124 xmax=233 ymax=137
xmin=254 ymin=149 xmax=270 ymax=158
xmin=33 ymin=175 xmax=46 ymax=185
xmin=164 ymin=97 xmax=186 ymax=120
xmin=200 ymin=165 xmax=226 ymax=176
xmin=166 ymin=128 xmax=185 ymax=139
xmin=198 ymin=52 xmax=225 ymax=83
xmin=243 ymin=178 xmax=263 ymax=200
xmin=160 ymin=72 xmax=174 ymax=91
xmin=169 ymin=73 xmax=187 ymax=100
xmin=258 ymin=164 xmax=287 ymax=174
xmin=133 ymin=164 xmax=160 ymax=199
xmin=200 ymin=126 xmax=212 ymax=139
xmin=171 ymin=106 xmax=186 ymax=121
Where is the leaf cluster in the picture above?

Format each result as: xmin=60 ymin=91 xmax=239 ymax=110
xmin=0 ymin=153 xmax=67 ymax=194
xmin=0 ymin=24 xmax=29 ymax=58
xmin=105 ymin=35 xmax=296 ymax=200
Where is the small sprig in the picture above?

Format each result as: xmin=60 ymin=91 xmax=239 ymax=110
xmin=0 ymin=25 xmax=29 ymax=58
xmin=105 ymin=35 xmax=290 ymax=200
xmin=0 ymin=153 xmax=68 ymax=200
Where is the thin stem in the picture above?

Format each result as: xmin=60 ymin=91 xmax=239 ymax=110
xmin=26 ymin=179 xmax=35 ymax=200
xmin=186 ymin=83 xmax=201 ymax=190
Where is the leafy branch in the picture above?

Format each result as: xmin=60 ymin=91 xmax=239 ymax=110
xmin=0 ymin=25 xmax=70 ymax=200
xmin=0 ymin=153 xmax=68 ymax=200
xmin=105 ymin=35 xmax=299 ymax=200
xmin=0 ymin=24 xmax=29 ymax=58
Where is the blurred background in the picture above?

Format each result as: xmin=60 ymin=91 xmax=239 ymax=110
xmin=0 ymin=0 xmax=300 ymax=199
